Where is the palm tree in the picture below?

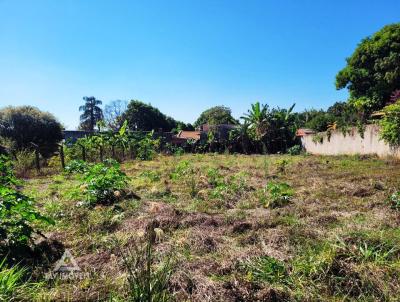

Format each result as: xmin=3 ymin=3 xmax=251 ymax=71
xmin=79 ymin=96 xmax=104 ymax=131
xmin=241 ymin=102 xmax=270 ymax=140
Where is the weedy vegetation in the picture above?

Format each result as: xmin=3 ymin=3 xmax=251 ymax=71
xmin=2 ymin=153 xmax=400 ymax=301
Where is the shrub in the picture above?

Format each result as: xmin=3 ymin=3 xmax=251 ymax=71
xmin=0 ymin=106 xmax=63 ymax=157
xmin=287 ymin=145 xmax=302 ymax=155
xmin=13 ymin=150 xmax=36 ymax=178
xmin=64 ymin=159 xmax=89 ymax=174
xmin=137 ymin=132 xmax=159 ymax=160
xmin=80 ymin=163 xmax=130 ymax=206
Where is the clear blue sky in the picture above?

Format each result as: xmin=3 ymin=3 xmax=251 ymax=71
xmin=1 ymin=0 xmax=399 ymax=129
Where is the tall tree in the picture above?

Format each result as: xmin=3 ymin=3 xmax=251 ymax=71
xmin=336 ymin=23 xmax=400 ymax=115
xmin=79 ymin=96 xmax=103 ymax=131
xmin=194 ymin=106 xmax=237 ymax=128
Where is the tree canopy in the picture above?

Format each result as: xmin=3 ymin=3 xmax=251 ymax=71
xmin=0 ymin=106 xmax=63 ymax=157
xmin=123 ymin=100 xmax=189 ymax=132
xmin=194 ymin=106 xmax=237 ymax=128
xmin=336 ymin=23 xmax=400 ymax=114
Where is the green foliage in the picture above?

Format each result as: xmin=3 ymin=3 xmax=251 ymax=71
xmin=137 ymin=132 xmax=159 ymax=160
xmin=336 ymin=23 xmax=400 ymax=113
xmin=287 ymin=145 xmax=302 ymax=155
xmin=260 ymin=181 xmax=294 ymax=208
xmin=80 ymin=162 xmax=129 ymax=206
xmin=123 ymin=100 xmax=181 ymax=132
xmin=170 ymin=160 xmax=198 ymax=197
xmin=170 ymin=160 xmax=191 ymax=181
xmin=194 ymin=106 xmax=237 ymax=128
xmin=0 ymin=105 xmax=63 ymax=157
xmin=0 ymin=258 xmax=38 ymax=301
xmin=64 ymin=159 xmax=89 ymax=174
xmin=119 ymin=230 xmax=173 ymax=302
xmin=241 ymin=256 xmax=288 ymax=284
xmin=206 ymin=168 xmax=223 ymax=187
xmin=388 ymin=191 xmax=400 ymax=210
xmin=379 ymin=100 xmax=400 ymax=147
xmin=275 ymin=159 xmax=289 ymax=174
xmin=0 ymin=156 xmax=53 ymax=253
xmin=0 ymin=155 xmax=17 ymax=186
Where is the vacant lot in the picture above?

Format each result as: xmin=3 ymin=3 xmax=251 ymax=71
xmin=22 ymin=154 xmax=400 ymax=301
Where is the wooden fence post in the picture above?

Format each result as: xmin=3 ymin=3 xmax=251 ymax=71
xmin=59 ymin=143 xmax=65 ymax=169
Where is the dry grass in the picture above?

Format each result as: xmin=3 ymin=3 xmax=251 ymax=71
xmin=20 ymin=153 xmax=400 ymax=301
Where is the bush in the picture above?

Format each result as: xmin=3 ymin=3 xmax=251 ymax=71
xmin=137 ymin=132 xmax=159 ymax=160
xmin=287 ymin=145 xmax=302 ymax=155
xmin=80 ymin=162 xmax=130 ymax=206
xmin=64 ymin=159 xmax=89 ymax=174
xmin=13 ymin=150 xmax=36 ymax=178
xmin=0 ymin=106 xmax=63 ymax=157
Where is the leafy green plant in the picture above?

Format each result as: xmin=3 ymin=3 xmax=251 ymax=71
xmin=80 ymin=162 xmax=130 ymax=206
xmin=388 ymin=191 xmax=400 ymax=210
xmin=206 ymin=168 xmax=223 ymax=187
xmin=287 ymin=145 xmax=302 ymax=155
xmin=275 ymin=159 xmax=289 ymax=174
xmin=137 ymin=131 xmax=159 ymax=160
xmin=0 ymin=155 xmax=17 ymax=186
xmin=64 ymin=159 xmax=89 ymax=174
xmin=170 ymin=160 xmax=191 ymax=181
xmin=0 ymin=156 xmax=53 ymax=254
xmin=259 ymin=181 xmax=294 ymax=208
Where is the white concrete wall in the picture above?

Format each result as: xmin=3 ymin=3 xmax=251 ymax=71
xmin=301 ymin=124 xmax=400 ymax=158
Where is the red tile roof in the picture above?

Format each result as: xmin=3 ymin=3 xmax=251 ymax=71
xmin=296 ymin=128 xmax=316 ymax=137
xmin=176 ymin=131 xmax=201 ymax=140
